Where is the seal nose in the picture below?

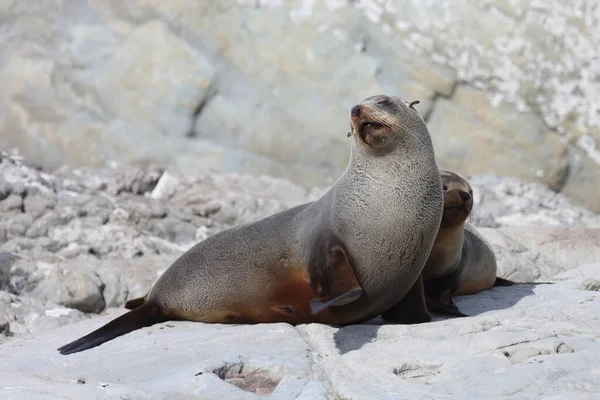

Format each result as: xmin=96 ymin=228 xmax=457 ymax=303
xmin=351 ymin=105 xmax=361 ymax=117
xmin=459 ymin=190 xmax=471 ymax=202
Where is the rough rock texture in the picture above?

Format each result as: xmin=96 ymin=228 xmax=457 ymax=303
xmin=0 ymin=150 xmax=599 ymax=398
xmin=1 ymin=269 xmax=599 ymax=399
xmin=1 ymin=0 xmax=599 ymax=211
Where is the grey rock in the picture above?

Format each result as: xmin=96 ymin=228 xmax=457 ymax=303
xmin=138 ymin=217 xmax=198 ymax=245
xmin=5 ymin=213 xmax=33 ymax=237
xmin=0 ymin=176 xmax=12 ymax=201
xmin=429 ymin=85 xmax=568 ymax=192
xmin=483 ymin=226 xmax=600 ymax=281
xmin=0 ymin=290 xmax=89 ymax=344
xmin=23 ymin=261 xmax=106 ymax=314
xmin=23 ymin=193 xmax=57 ymax=219
xmin=562 ymin=148 xmax=600 ymax=213
xmin=0 ymin=194 xmax=23 ymax=212
xmin=1 ymin=279 xmax=599 ymax=399
xmin=106 ymin=167 xmax=164 ymax=196
xmin=81 ymin=196 xmax=114 ymax=222
xmin=150 ymin=171 xmax=182 ymax=200
xmin=581 ymin=279 xmax=600 ymax=292
xmin=116 ymin=195 xmax=168 ymax=220
xmin=1 ymin=0 xmax=599 ymax=211
xmin=469 ymin=175 xmax=600 ymax=228
xmin=25 ymin=209 xmax=78 ymax=238
xmin=0 ymin=252 xmax=20 ymax=293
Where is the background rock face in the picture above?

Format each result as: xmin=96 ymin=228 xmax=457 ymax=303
xmin=1 ymin=0 xmax=599 ymax=211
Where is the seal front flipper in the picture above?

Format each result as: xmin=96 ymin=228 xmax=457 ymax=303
xmin=381 ymin=274 xmax=431 ymax=324
xmin=425 ymin=291 xmax=467 ymax=317
xmin=423 ymin=271 xmax=468 ymax=318
xmin=57 ymin=302 xmax=167 ymax=355
xmin=308 ymin=233 xmax=364 ymax=315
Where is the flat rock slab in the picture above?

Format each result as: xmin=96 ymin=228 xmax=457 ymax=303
xmin=2 ymin=269 xmax=599 ymax=400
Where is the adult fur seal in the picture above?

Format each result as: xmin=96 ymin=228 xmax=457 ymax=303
xmin=421 ymin=170 xmax=550 ymax=317
xmin=57 ymin=94 xmax=443 ymax=355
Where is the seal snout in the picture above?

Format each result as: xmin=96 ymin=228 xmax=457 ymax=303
xmin=351 ymin=104 xmax=361 ymax=117
xmin=459 ymin=190 xmax=471 ymax=202
xmin=443 ymin=188 xmax=473 ymax=214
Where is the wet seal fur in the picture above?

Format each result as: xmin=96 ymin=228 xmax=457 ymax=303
xmin=421 ymin=170 xmax=552 ymax=317
xmin=57 ymin=94 xmax=443 ymax=355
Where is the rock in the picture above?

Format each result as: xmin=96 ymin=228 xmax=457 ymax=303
xmin=23 ymin=193 xmax=57 ymax=219
xmin=482 ymin=226 xmax=600 ymax=281
xmin=562 ymin=148 xmax=600 ymax=213
xmin=0 ymin=290 xmax=89 ymax=344
xmin=0 ymin=176 xmax=12 ymax=201
xmin=25 ymin=209 xmax=78 ymax=238
xmin=5 ymin=213 xmax=33 ymax=237
xmin=0 ymin=194 xmax=23 ymax=212
xmin=555 ymin=263 xmax=600 ymax=283
xmin=150 ymin=171 xmax=182 ymax=200
xmin=106 ymin=167 xmax=164 ymax=196
xmin=428 ymin=85 xmax=569 ymax=191
xmin=581 ymin=279 xmax=600 ymax=292
xmin=0 ymin=252 xmax=20 ymax=293
xmin=1 ymin=279 xmax=599 ymax=399
xmin=469 ymin=175 xmax=600 ymax=228
xmin=24 ymin=261 xmax=106 ymax=314
xmin=0 ymin=152 xmax=599 ymax=398
xmin=137 ymin=217 xmax=198 ymax=245
xmin=2 ymin=1 xmax=600 ymax=209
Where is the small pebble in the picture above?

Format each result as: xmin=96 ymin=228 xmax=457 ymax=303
xmin=581 ymin=278 xmax=600 ymax=292
xmin=554 ymin=342 xmax=574 ymax=354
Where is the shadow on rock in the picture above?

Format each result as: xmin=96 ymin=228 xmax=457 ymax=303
xmin=333 ymin=322 xmax=382 ymax=355
xmin=333 ymin=283 xmax=547 ymax=354
xmin=453 ymin=283 xmax=546 ymax=316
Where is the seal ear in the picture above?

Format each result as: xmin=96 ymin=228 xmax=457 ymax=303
xmin=308 ymin=233 xmax=363 ymax=314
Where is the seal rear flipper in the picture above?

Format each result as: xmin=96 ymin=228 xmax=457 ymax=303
xmin=57 ymin=303 xmax=166 ymax=355
xmin=124 ymin=293 xmax=148 ymax=310
xmin=308 ymin=233 xmax=364 ymax=315
xmin=493 ymin=277 xmax=554 ymax=287
xmin=381 ymin=274 xmax=431 ymax=324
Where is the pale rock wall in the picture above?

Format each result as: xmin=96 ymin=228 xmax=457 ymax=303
xmin=1 ymin=0 xmax=599 ymax=210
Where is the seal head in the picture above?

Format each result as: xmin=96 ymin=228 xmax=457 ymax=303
xmin=440 ymin=170 xmax=473 ymax=229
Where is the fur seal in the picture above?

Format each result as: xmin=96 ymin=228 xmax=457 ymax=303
xmin=420 ymin=170 xmax=551 ymax=317
xmin=57 ymin=94 xmax=443 ymax=355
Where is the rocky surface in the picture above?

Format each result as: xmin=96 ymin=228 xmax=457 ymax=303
xmin=1 ymin=0 xmax=600 ymax=211
xmin=0 ymin=149 xmax=599 ymax=398
xmin=1 ymin=269 xmax=599 ymax=399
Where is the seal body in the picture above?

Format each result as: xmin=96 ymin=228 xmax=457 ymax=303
xmin=419 ymin=170 xmax=550 ymax=318
xmin=451 ymin=222 xmax=498 ymax=296
xmin=57 ymin=95 xmax=443 ymax=355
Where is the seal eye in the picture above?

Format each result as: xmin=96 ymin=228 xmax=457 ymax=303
xmin=377 ymin=99 xmax=392 ymax=107
xmin=443 ymin=185 xmax=448 ymax=191
xmin=362 ymin=122 xmax=383 ymax=130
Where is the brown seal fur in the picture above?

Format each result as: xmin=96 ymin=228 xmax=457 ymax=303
xmin=421 ymin=170 xmax=552 ymax=317
xmin=57 ymin=94 xmax=443 ymax=355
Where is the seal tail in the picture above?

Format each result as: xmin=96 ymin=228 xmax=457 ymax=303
xmin=494 ymin=277 xmax=554 ymax=287
xmin=57 ymin=303 xmax=166 ymax=355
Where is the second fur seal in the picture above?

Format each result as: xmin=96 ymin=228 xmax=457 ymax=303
xmin=419 ymin=170 xmax=549 ymax=317
xmin=58 ymin=94 xmax=443 ymax=355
